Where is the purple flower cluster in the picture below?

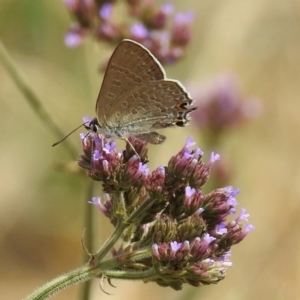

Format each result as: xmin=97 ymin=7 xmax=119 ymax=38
xmin=190 ymin=72 xmax=262 ymax=134
xmin=63 ymin=0 xmax=194 ymax=65
xmin=77 ymin=124 xmax=253 ymax=290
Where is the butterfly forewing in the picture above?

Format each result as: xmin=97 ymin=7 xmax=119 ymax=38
xmin=96 ymin=40 xmax=165 ymax=126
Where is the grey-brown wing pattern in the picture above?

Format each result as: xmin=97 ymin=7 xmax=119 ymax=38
xmin=105 ymin=79 xmax=195 ymax=134
xmin=96 ymin=40 xmax=165 ymax=126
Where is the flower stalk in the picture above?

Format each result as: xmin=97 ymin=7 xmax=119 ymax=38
xmin=0 ymin=40 xmax=77 ymax=158
xmin=23 ymin=265 xmax=101 ymax=300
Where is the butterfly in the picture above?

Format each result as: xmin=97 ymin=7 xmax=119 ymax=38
xmin=87 ymin=39 xmax=196 ymax=144
xmin=53 ymin=39 xmax=196 ymax=149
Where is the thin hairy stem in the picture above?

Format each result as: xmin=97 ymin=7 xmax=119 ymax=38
xmin=0 ymin=40 xmax=77 ymax=158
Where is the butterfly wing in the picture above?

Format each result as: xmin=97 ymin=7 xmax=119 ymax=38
xmin=113 ymin=79 xmax=196 ymax=135
xmin=95 ymin=39 xmax=165 ymax=127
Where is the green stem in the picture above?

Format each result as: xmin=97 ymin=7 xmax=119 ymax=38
xmin=23 ymin=194 xmax=157 ymax=300
xmin=126 ymin=196 xmax=153 ymax=223
xmin=23 ymin=265 xmax=100 ymax=300
xmin=0 ymin=40 xmax=77 ymax=158
xmin=93 ymin=220 xmax=125 ymax=261
xmin=101 ymin=267 xmax=157 ymax=281
xmin=95 ymin=257 xmax=157 ymax=280
xmin=93 ymin=196 xmax=154 ymax=261
xmin=80 ymin=181 xmax=95 ymax=300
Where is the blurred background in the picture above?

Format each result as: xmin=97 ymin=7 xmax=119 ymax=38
xmin=0 ymin=0 xmax=300 ymax=299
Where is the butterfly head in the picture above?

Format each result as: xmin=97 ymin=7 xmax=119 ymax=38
xmin=85 ymin=118 xmax=100 ymax=133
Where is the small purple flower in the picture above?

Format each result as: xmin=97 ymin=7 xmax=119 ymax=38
xmin=190 ymin=234 xmax=216 ymax=259
xmin=183 ymin=186 xmax=204 ymax=215
xmin=184 ymin=186 xmax=196 ymax=206
xmin=207 ymin=152 xmax=221 ymax=167
xmin=201 ymin=186 xmax=240 ymax=225
xmin=152 ymin=243 xmax=160 ymax=259
xmin=150 ymin=4 xmax=173 ymax=28
xmin=236 ymin=208 xmax=250 ymax=222
xmin=83 ymin=116 xmax=94 ymax=124
xmin=64 ymin=24 xmax=85 ymax=47
xmin=170 ymin=241 xmax=182 ymax=258
xmin=130 ymin=23 xmax=149 ymax=39
xmin=161 ymin=3 xmax=174 ymax=15
xmin=165 ymin=137 xmax=224 ymax=190
xmin=174 ymin=11 xmax=195 ymax=25
xmin=185 ymin=136 xmax=196 ymax=148
xmin=103 ymin=140 xmax=117 ymax=153
xmin=124 ymin=155 xmax=149 ymax=184
xmin=92 ymin=149 xmax=101 ymax=161
xmin=215 ymin=222 xmax=228 ymax=235
xmin=89 ymin=195 xmax=101 ymax=206
xmin=133 ymin=162 xmax=149 ymax=181
xmin=88 ymin=194 xmax=113 ymax=219
xmin=167 ymin=137 xmax=202 ymax=176
xmin=98 ymin=23 xmax=120 ymax=40
xmin=171 ymin=11 xmax=194 ymax=45
xmin=102 ymin=159 xmax=109 ymax=173
xmin=146 ymin=166 xmax=165 ymax=197
xmin=244 ymin=224 xmax=255 ymax=234
xmin=99 ymin=3 xmax=113 ymax=20
xmin=226 ymin=186 xmax=239 ymax=207
xmin=89 ymin=196 xmax=106 ymax=212
xmin=194 ymin=207 xmax=204 ymax=216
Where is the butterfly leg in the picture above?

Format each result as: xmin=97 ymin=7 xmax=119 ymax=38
xmin=122 ymin=137 xmax=141 ymax=160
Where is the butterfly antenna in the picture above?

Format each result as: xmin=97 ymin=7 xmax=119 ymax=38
xmin=52 ymin=121 xmax=90 ymax=147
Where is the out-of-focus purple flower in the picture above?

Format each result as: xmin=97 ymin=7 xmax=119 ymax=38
xmin=99 ymin=23 xmax=120 ymax=40
xmin=99 ymin=3 xmax=113 ymax=20
xmin=63 ymin=0 xmax=194 ymax=66
xmin=190 ymin=73 xmax=263 ymax=133
xmin=130 ymin=22 xmax=149 ymax=40
xmin=161 ymin=3 xmax=174 ymax=15
xmin=64 ymin=0 xmax=77 ymax=11
xmin=171 ymin=11 xmax=194 ymax=45
xmin=174 ymin=11 xmax=195 ymax=24
xmin=64 ymin=24 xmax=86 ymax=47
xmin=149 ymin=3 xmax=174 ymax=28
xmin=82 ymin=116 xmax=94 ymax=124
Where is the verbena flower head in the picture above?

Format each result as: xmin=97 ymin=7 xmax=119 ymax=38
xmin=63 ymin=0 xmax=194 ymax=65
xmin=77 ymin=122 xmax=253 ymax=290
